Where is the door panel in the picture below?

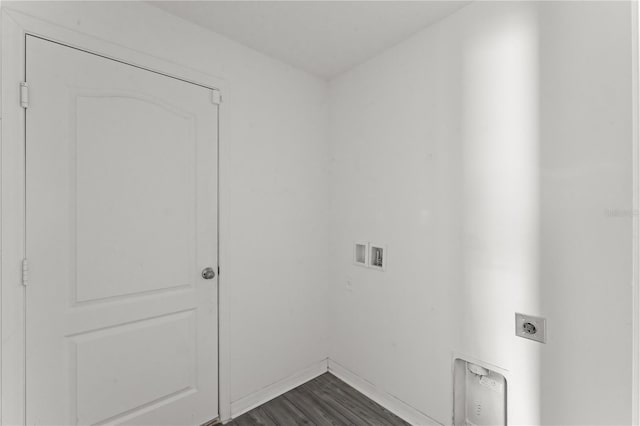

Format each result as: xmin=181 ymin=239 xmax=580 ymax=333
xmin=74 ymin=311 xmax=196 ymax=425
xmin=74 ymin=94 xmax=195 ymax=303
xmin=25 ymin=36 xmax=218 ymax=425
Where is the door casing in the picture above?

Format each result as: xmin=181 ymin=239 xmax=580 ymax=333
xmin=0 ymin=8 xmax=232 ymax=425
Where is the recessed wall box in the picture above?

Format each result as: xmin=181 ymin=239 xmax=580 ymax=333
xmin=454 ymin=358 xmax=507 ymax=426
xmin=353 ymin=242 xmax=368 ymax=267
xmin=368 ymin=244 xmax=386 ymax=271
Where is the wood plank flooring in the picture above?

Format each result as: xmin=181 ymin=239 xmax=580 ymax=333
xmin=227 ymin=373 xmax=410 ymax=426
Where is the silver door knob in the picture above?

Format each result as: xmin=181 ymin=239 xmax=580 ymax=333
xmin=202 ymin=267 xmax=216 ymax=280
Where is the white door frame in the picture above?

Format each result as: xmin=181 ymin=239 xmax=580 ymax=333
xmin=0 ymin=9 xmax=232 ymax=425
xmin=634 ymin=1 xmax=640 ymax=424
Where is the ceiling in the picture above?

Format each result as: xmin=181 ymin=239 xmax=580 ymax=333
xmin=151 ymin=1 xmax=471 ymax=79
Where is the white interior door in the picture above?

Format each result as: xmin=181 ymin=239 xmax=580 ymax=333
xmin=25 ymin=36 xmax=219 ymax=426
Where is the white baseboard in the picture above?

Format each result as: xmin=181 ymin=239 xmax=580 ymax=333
xmin=229 ymin=358 xmax=329 ymax=419
xmin=327 ymin=359 xmax=442 ymax=426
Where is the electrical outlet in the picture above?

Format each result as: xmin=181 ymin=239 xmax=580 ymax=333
xmin=515 ymin=313 xmax=546 ymax=343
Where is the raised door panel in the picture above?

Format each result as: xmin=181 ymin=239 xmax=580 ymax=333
xmin=74 ymin=94 xmax=196 ymax=303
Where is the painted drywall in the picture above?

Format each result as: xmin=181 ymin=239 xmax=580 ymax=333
xmin=2 ymin=0 xmax=330 ymax=416
xmin=328 ymin=1 xmax=632 ymax=424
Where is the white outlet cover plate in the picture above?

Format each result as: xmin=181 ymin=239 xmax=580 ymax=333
xmin=515 ymin=313 xmax=546 ymax=343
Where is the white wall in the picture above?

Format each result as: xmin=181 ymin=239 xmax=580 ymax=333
xmin=328 ymin=1 xmax=632 ymax=424
xmin=3 ymin=0 xmax=330 ymax=416
xmin=538 ymin=2 xmax=632 ymax=423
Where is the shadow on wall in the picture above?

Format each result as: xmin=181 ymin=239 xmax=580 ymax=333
xmin=536 ymin=2 xmax=632 ymax=424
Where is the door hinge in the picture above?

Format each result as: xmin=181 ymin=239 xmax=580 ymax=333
xmin=20 ymin=82 xmax=29 ymax=109
xmin=211 ymin=88 xmax=222 ymax=105
xmin=21 ymin=258 xmax=29 ymax=286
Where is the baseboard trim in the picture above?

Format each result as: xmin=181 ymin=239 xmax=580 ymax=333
xmin=229 ymin=358 xmax=329 ymax=419
xmin=327 ymin=359 xmax=442 ymax=426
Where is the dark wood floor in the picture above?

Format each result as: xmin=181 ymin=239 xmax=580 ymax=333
xmin=227 ymin=373 xmax=410 ymax=426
